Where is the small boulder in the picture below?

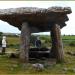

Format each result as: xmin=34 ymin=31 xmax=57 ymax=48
xmin=32 ymin=63 xmax=44 ymax=71
xmin=9 ymin=53 xmax=19 ymax=58
xmin=66 ymin=51 xmax=75 ymax=56
xmin=72 ymin=68 xmax=75 ymax=72
xmin=63 ymin=68 xmax=68 ymax=71
xmin=13 ymin=64 xmax=18 ymax=68
xmin=10 ymin=67 xmax=14 ymax=71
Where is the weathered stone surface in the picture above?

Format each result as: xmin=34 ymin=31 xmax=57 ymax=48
xmin=0 ymin=7 xmax=72 ymax=33
xmin=32 ymin=63 xmax=44 ymax=71
xmin=50 ymin=24 xmax=64 ymax=62
xmin=20 ymin=22 xmax=31 ymax=63
xmin=0 ymin=7 xmax=71 ymax=15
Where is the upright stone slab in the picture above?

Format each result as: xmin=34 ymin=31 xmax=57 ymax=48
xmin=50 ymin=24 xmax=64 ymax=62
xmin=20 ymin=22 xmax=30 ymax=63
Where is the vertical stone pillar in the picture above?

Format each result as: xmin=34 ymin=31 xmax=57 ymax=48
xmin=50 ymin=24 xmax=64 ymax=62
xmin=20 ymin=22 xmax=31 ymax=63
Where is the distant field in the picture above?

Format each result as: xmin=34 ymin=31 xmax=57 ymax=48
xmin=4 ymin=35 xmax=75 ymax=52
xmin=62 ymin=35 xmax=75 ymax=44
xmin=7 ymin=36 xmax=20 ymax=45
xmin=62 ymin=35 xmax=75 ymax=40
xmin=6 ymin=35 xmax=75 ymax=46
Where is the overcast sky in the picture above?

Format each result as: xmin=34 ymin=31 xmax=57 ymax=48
xmin=0 ymin=1 xmax=75 ymax=35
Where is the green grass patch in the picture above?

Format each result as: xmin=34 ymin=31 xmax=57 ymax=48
xmin=0 ymin=46 xmax=75 ymax=74
xmin=0 ymin=35 xmax=75 ymax=74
